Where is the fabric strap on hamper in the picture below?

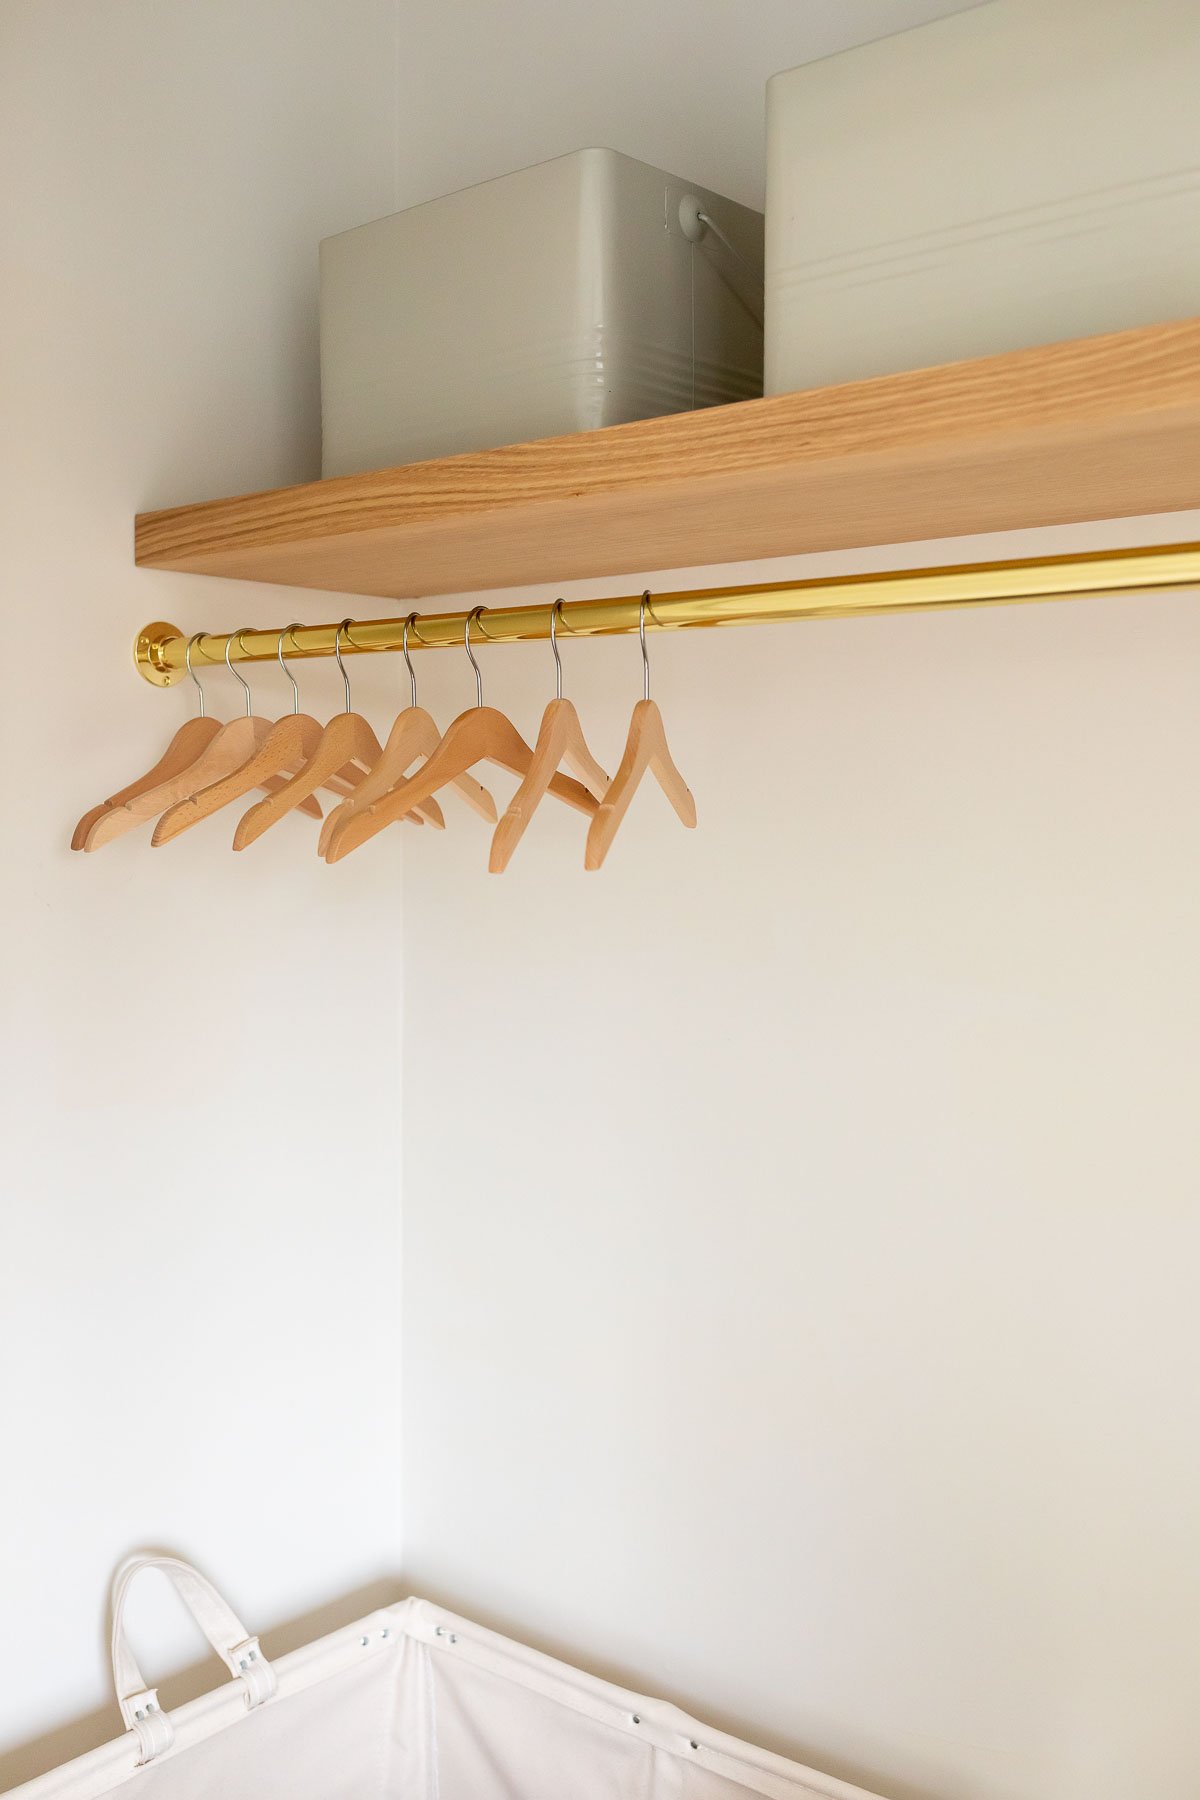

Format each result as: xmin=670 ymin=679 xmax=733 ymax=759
xmin=109 ymin=1555 xmax=277 ymax=1764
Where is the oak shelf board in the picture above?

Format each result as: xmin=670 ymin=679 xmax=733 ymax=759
xmin=135 ymin=316 xmax=1200 ymax=602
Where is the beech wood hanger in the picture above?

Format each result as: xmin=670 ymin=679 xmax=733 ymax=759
xmin=151 ymin=625 xmax=403 ymax=846
xmin=326 ymin=607 xmax=597 ymax=865
xmin=489 ymin=601 xmax=609 ymax=873
xmin=319 ymin=613 xmax=496 ymax=860
xmin=83 ymin=633 xmax=321 ymax=851
xmin=584 ymin=594 xmax=696 ymax=871
xmin=72 ymin=636 xmax=221 ymax=849
xmin=232 ymin=620 xmax=435 ymax=851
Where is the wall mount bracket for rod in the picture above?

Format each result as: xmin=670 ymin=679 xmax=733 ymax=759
xmin=135 ymin=621 xmax=187 ymax=687
xmin=134 ymin=540 xmax=1200 ymax=687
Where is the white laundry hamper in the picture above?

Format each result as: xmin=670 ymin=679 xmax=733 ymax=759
xmin=11 ymin=1554 xmax=890 ymax=1800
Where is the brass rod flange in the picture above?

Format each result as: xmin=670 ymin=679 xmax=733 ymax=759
xmin=133 ymin=540 xmax=1200 ymax=685
xmin=135 ymin=621 xmax=187 ymax=687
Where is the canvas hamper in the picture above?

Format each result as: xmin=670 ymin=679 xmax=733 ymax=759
xmin=11 ymin=1554 xmax=891 ymax=1800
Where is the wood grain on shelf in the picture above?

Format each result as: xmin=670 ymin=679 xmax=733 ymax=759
xmin=135 ymin=317 xmax=1200 ymax=601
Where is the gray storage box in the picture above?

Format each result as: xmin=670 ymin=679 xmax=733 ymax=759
xmin=765 ymin=0 xmax=1200 ymax=393
xmin=320 ymin=148 xmax=763 ymax=475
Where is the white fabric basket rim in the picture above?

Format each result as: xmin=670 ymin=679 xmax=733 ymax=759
xmin=12 ymin=1579 xmax=884 ymax=1800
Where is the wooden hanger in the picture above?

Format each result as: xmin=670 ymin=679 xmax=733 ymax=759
xmin=73 ymin=722 xmax=220 ymax=849
xmin=232 ymin=619 xmax=433 ymax=851
xmin=73 ymin=633 xmax=221 ymax=848
xmin=82 ymin=632 xmax=321 ymax=851
xmin=151 ymin=626 xmax=398 ymax=847
xmin=489 ymin=602 xmax=609 ymax=873
xmin=326 ymin=607 xmax=597 ymax=865
xmin=584 ymin=595 xmax=696 ymax=871
xmin=319 ymin=614 xmax=496 ymax=859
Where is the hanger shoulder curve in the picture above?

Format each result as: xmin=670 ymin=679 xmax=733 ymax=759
xmin=489 ymin=700 xmax=609 ymax=874
xmin=321 ymin=707 xmax=498 ymax=858
xmin=325 ymin=707 xmax=501 ymax=861
xmin=641 ymin=699 xmax=697 ymax=827
xmin=473 ymin=708 xmax=598 ymax=812
xmin=327 ymin=707 xmax=596 ymax=865
xmin=151 ymin=713 xmax=323 ymax=846
xmin=322 ymin=708 xmax=482 ymax=861
xmin=383 ymin=709 xmax=500 ymax=828
xmin=319 ymin=782 xmax=443 ymax=854
xmin=338 ymin=708 xmax=435 ymax=809
xmin=233 ymin=711 xmax=386 ymax=850
xmin=584 ymin=699 xmax=696 ymax=871
xmin=316 ymin=708 xmax=458 ymax=855
xmin=84 ymin=717 xmax=267 ymax=849
xmin=71 ymin=716 xmax=223 ymax=849
xmin=85 ymin=717 xmax=324 ymax=849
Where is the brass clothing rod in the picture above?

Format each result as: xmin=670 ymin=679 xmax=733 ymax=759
xmin=134 ymin=540 xmax=1200 ymax=687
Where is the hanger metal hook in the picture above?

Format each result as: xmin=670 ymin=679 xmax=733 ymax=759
xmin=334 ymin=618 xmax=354 ymax=713
xmin=464 ymin=606 xmax=486 ymax=708
xmin=277 ymin=624 xmax=302 ymax=715
xmin=226 ymin=628 xmax=254 ymax=717
xmin=639 ymin=592 xmax=651 ymax=702
xmin=185 ymin=633 xmax=207 ymax=718
xmin=550 ymin=600 xmax=565 ymax=700
xmin=403 ymin=614 xmax=419 ymax=710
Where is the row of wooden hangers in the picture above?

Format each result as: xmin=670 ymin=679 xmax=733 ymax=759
xmin=73 ymin=596 xmax=697 ymax=871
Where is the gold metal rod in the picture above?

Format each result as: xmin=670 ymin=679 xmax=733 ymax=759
xmin=134 ymin=540 xmax=1200 ymax=686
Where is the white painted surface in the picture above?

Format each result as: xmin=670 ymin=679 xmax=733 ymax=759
xmin=400 ymin=524 xmax=1200 ymax=1800
xmin=5 ymin=6 xmax=1197 ymax=1800
xmin=390 ymin=0 xmax=990 ymax=213
xmin=0 ymin=0 xmax=404 ymax=1778
xmin=391 ymin=14 xmax=1200 ymax=1800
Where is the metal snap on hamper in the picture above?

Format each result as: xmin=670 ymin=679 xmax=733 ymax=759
xmin=319 ymin=147 xmax=764 ymax=474
xmin=12 ymin=1553 xmax=891 ymax=1800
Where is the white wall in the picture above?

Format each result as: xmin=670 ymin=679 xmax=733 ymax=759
xmin=393 ymin=0 xmax=986 ymax=211
xmin=6 ymin=6 xmax=1198 ymax=1800
xmin=0 ymin=1 xmax=406 ymax=1780
xmin=401 ymin=527 xmax=1200 ymax=1800
xmin=394 ymin=8 xmax=1200 ymax=1800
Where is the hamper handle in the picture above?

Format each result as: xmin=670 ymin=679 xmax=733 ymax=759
xmin=110 ymin=1554 xmax=277 ymax=1764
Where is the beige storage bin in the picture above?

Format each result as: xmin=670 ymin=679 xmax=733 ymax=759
xmin=320 ymin=148 xmax=763 ymax=475
xmin=764 ymin=0 xmax=1200 ymax=393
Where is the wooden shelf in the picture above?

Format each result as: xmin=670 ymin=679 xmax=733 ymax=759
xmin=135 ymin=317 xmax=1200 ymax=603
